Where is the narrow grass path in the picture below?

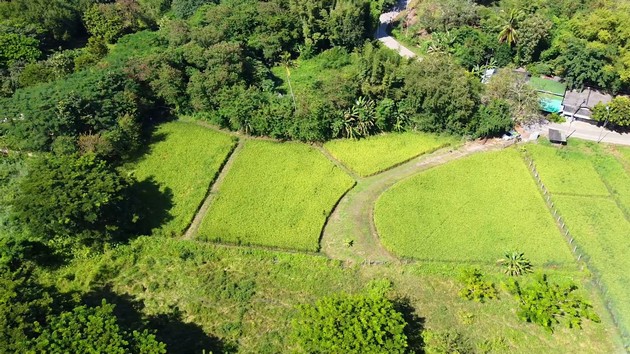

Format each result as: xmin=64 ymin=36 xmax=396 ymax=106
xmin=314 ymin=145 xmax=361 ymax=180
xmin=321 ymin=139 xmax=513 ymax=264
xmin=183 ymin=139 xmax=244 ymax=240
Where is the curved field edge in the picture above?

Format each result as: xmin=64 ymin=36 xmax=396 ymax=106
xmin=197 ymin=140 xmax=355 ymax=252
xmin=374 ymin=149 xmax=575 ymax=266
xmin=323 ymin=132 xmax=459 ymax=177
xmin=125 ymin=121 xmax=237 ymax=236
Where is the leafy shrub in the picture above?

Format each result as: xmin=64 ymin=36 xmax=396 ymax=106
xmin=497 ymin=251 xmax=533 ymax=276
xmin=292 ymin=292 xmax=408 ymax=353
xmin=457 ymin=268 xmax=498 ymax=303
xmin=33 ymin=300 xmax=166 ymax=354
xmin=506 ymin=274 xmax=600 ymax=332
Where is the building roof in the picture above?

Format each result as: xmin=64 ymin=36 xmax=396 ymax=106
xmin=549 ymin=128 xmax=566 ymax=143
xmin=563 ymin=88 xmax=612 ymax=111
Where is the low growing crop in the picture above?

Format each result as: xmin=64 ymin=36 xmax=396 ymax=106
xmin=127 ymin=121 xmax=236 ymax=236
xmin=527 ymin=142 xmax=609 ymax=197
xmin=553 ymin=196 xmax=630 ymax=337
xmin=324 ymin=132 xmax=456 ymax=177
xmin=375 ymin=149 xmax=573 ymax=265
xmin=198 ymin=140 xmax=355 ymax=251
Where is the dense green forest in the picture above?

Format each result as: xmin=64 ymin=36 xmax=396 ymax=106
xmin=0 ymin=0 xmax=627 ymax=352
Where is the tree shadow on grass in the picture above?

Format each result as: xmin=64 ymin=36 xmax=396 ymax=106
xmin=394 ymin=297 xmax=426 ymax=353
xmin=83 ymin=286 xmax=230 ymax=354
xmin=127 ymin=176 xmax=174 ymax=237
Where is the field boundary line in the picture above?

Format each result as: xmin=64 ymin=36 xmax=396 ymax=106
xmin=187 ymin=236 xmax=327 ymax=258
xmin=521 ymin=151 xmax=629 ymax=347
xmin=314 ymin=144 xmax=361 ymax=180
xmin=182 ymin=139 xmax=243 ymax=240
xmin=317 ymin=180 xmax=358 ymax=252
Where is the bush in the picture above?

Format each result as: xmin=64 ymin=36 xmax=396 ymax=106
xmin=292 ymin=292 xmax=408 ymax=353
xmin=506 ymin=274 xmax=600 ymax=332
xmin=457 ymin=268 xmax=498 ymax=303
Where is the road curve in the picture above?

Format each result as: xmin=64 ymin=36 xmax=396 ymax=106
xmin=375 ymin=0 xmax=416 ymax=58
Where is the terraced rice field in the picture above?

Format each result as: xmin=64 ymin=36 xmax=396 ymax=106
xmin=128 ymin=121 xmax=237 ymax=236
xmin=198 ymin=140 xmax=355 ymax=251
xmin=324 ymin=132 xmax=457 ymax=177
xmin=375 ymin=149 xmax=573 ymax=266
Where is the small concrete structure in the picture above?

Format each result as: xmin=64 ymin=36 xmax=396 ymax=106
xmin=549 ymin=128 xmax=567 ymax=145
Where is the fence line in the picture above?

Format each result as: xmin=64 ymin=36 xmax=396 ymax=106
xmin=522 ymin=153 xmax=629 ymax=347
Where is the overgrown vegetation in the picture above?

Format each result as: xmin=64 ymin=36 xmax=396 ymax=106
xmin=507 ymin=274 xmax=600 ymax=332
xmin=458 ymin=268 xmax=499 ymax=303
xmin=292 ymin=287 xmax=408 ymax=353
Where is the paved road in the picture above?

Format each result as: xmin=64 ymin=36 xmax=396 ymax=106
xmin=375 ymin=0 xmax=416 ymax=58
xmin=536 ymin=120 xmax=630 ymax=146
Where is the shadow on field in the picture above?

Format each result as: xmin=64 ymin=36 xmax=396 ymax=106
xmin=394 ymin=297 xmax=426 ymax=352
xmin=129 ymin=177 xmax=174 ymax=235
xmin=84 ymin=286 xmax=230 ymax=354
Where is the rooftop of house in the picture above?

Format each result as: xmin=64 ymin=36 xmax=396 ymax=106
xmin=563 ymin=88 xmax=613 ymax=110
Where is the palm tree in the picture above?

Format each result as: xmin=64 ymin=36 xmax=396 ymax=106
xmin=280 ymin=52 xmax=297 ymax=111
xmin=497 ymin=9 xmax=522 ymax=46
xmin=497 ymin=251 xmax=533 ymax=276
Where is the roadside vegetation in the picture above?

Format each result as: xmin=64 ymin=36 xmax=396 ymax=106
xmin=375 ymin=149 xmax=573 ymax=266
xmin=198 ymin=140 xmax=354 ymax=251
xmin=324 ymin=132 xmax=458 ymax=177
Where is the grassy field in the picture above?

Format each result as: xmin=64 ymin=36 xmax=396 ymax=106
xmin=529 ymin=77 xmax=567 ymax=96
xmin=553 ymin=196 xmax=630 ymax=338
xmin=323 ymin=132 xmax=457 ymax=177
xmin=198 ymin=140 xmax=355 ymax=251
xmin=127 ymin=121 xmax=236 ymax=236
xmin=527 ymin=141 xmax=630 ymax=342
xmin=46 ymin=236 xmax=619 ymax=354
xmin=526 ymin=142 xmax=609 ymax=196
xmin=375 ymin=149 xmax=574 ymax=266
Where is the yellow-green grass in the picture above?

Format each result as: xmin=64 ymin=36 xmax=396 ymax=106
xmin=198 ymin=140 xmax=355 ymax=251
xmin=48 ymin=236 xmax=621 ymax=353
xmin=128 ymin=121 xmax=236 ymax=236
xmin=591 ymin=148 xmax=630 ymax=216
xmin=527 ymin=142 xmax=609 ymax=196
xmin=615 ymin=146 xmax=630 ymax=163
xmin=375 ymin=149 xmax=574 ymax=265
xmin=324 ymin=132 xmax=458 ymax=177
xmin=553 ymin=196 xmax=630 ymax=338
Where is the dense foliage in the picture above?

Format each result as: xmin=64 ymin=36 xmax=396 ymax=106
xmin=457 ymin=268 xmax=499 ymax=303
xmin=507 ymin=274 xmax=600 ymax=331
xmin=11 ymin=153 xmax=135 ymax=251
xmin=292 ymin=292 xmax=408 ymax=353
xmin=400 ymin=0 xmax=630 ymax=93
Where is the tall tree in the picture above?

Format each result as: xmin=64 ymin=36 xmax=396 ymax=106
xmin=11 ymin=154 xmax=135 ymax=250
